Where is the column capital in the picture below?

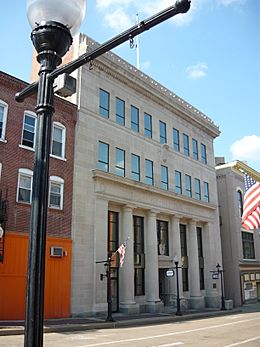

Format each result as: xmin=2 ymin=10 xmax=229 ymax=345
xmin=122 ymin=205 xmax=134 ymax=212
xmin=147 ymin=209 xmax=159 ymax=217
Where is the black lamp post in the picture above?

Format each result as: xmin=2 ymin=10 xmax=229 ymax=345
xmin=17 ymin=1 xmax=191 ymax=346
xmin=174 ymin=255 xmax=182 ymax=316
xmin=216 ymin=263 xmax=225 ymax=311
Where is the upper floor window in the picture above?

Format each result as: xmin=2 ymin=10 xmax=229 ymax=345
xmin=185 ymin=174 xmax=192 ymax=197
xmin=195 ymin=178 xmax=201 ymax=200
xmin=157 ymin=220 xmax=169 ymax=256
xmin=201 ymin=143 xmax=207 ymax=164
xmin=131 ymin=154 xmax=140 ymax=181
xmin=144 ymin=113 xmax=152 ymax=138
xmin=131 ymin=105 xmax=139 ymax=132
xmin=203 ymin=181 xmax=210 ymax=202
xmin=173 ymin=128 xmax=180 ymax=151
xmin=97 ymin=141 xmax=109 ymax=172
xmin=237 ymin=190 xmax=243 ymax=217
xmin=115 ymin=147 xmax=125 ymax=177
xmin=22 ymin=112 xmax=37 ymax=149
xmin=116 ymin=97 xmax=125 ymax=126
xmin=17 ymin=168 xmax=33 ymax=204
xmin=145 ymin=159 xmax=153 ymax=185
xmin=192 ymin=138 xmax=198 ymax=160
xmin=159 ymin=121 xmax=167 ymax=144
xmin=0 ymin=100 xmax=8 ymax=141
xmin=175 ymin=170 xmax=182 ymax=194
xmin=51 ymin=122 xmax=66 ymax=158
xmin=183 ymin=133 xmax=190 ymax=156
xmin=161 ymin=165 xmax=169 ymax=190
xmin=49 ymin=176 xmax=64 ymax=209
xmin=242 ymin=231 xmax=255 ymax=259
xmin=99 ymin=89 xmax=109 ymax=118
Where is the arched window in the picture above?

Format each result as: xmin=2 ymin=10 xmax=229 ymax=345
xmin=49 ymin=176 xmax=64 ymax=209
xmin=51 ymin=122 xmax=66 ymax=159
xmin=21 ymin=111 xmax=37 ymax=149
xmin=17 ymin=168 xmax=33 ymax=204
xmin=237 ymin=189 xmax=243 ymax=218
xmin=0 ymin=100 xmax=8 ymax=141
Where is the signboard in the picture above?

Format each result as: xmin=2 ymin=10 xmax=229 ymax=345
xmin=212 ymin=271 xmax=219 ymax=280
xmin=166 ymin=269 xmax=175 ymax=277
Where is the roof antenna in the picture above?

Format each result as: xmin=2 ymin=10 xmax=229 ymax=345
xmin=136 ymin=13 xmax=140 ymax=70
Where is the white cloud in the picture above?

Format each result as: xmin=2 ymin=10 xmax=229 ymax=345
xmin=141 ymin=60 xmax=151 ymax=71
xmin=95 ymin=0 xmax=196 ymax=31
xmin=186 ymin=62 xmax=208 ymax=79
xmin=230 ymin=135 xmax=260 ymax=162
xmin=216 ymin=0 xmax=245 ymax=6
xmin=104 ymin=9 xmax=133 ymax=31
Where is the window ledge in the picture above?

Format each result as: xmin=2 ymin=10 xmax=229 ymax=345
xmin=50 ymin=154 xmax=67 ymax=162
xmin=19 ymin=144 xmax=35 ymax=152
xmin=49 ymin=206 xmax=63 ymax=211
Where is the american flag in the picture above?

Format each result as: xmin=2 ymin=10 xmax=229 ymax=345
xmin=242 ymin=173 xmax=260 ymax=230
xmin=117 ymin=243 xmax=126 ymax=267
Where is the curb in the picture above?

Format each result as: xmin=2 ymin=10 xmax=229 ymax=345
xmin=0 ymin=309 xmax=242 ymax=336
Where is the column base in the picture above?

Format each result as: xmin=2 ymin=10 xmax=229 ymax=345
xmin=145 ymin=301 xmax=164 ymax=313
xmin=119 ymin=302 xmax=140 ymax=314
xmin=189 ymin=296 xmax=205 ymax=309
xmin=205 ymin=295 xmax=221 ymax=308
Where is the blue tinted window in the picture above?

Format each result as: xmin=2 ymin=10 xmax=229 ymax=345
xmin=99 ymin=89 xmax=109 ymax=118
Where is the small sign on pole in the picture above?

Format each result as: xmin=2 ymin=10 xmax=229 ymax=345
xmin=212 ymin=271 xmax=219 ymax=280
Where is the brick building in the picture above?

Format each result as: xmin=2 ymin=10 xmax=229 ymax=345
xmin=0 ymin=71 xmax=77 ymax=319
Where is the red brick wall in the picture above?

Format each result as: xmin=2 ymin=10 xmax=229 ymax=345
xmin=0 ymin=71 xmax=77 ymax=238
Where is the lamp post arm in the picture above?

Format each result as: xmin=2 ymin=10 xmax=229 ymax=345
xmin=49 ymin=0 xmax=190 ymax=80
xmin=16 ymin=0 xmax=190 ymax=102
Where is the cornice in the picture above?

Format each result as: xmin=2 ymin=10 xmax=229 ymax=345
xmin=92 ymin=169 xmax=217 ymax=212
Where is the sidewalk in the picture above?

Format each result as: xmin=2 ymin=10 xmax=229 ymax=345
xmin=0 ymin=306 xmax=244 ymax=336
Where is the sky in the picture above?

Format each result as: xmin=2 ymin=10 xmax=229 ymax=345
xmin=1 ymin=0 xmax=259 ymax=172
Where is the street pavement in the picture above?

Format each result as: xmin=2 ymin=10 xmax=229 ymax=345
xmin=0 ymin=304 xmax=246 ymax=336
xmin=0 ymin=303 xmax=260 ymax=347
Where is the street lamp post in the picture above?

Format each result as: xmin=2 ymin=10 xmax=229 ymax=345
xmin=216 ymin=263 xmax=225 ymax=311
xmin=174 ymin=255 xmax=182 ymax=316
xmin=18 ymin=1 xmax=191 ymax=346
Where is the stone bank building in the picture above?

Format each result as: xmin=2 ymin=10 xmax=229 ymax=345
xmin=32 ymin=34 xmax=223 ymax=316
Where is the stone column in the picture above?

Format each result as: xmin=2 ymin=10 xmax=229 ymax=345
xmin=188 ymin=219 xmax=204 ymax=309
xmin=204 ymin=222 xmax=219 ymax=308
xmin=145 ymin=210 xmax=163 ymax=312
xmin=119 ymin=205 xmax=139 ymax=314
xmin=170 ymin=216 xmax=184 ymax=300
xmin=93 ymin=197 xmax=109 ymax=314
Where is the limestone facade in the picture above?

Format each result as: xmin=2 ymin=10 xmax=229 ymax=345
xmin=68 ymin=34 xmax=223 ymax=316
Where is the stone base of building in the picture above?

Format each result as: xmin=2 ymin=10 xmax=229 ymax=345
xmin=205 ymin=295 xmax=221 ymax=308
xmin=145 ymin=301 xmax=164 ymax=313
xmin=119 ymin=302 xmax=140 ymax=314
xmin=189 ymin=296 xmax=205 ymax=309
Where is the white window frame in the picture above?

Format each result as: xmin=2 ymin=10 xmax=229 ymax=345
xmin=20 ymin=111 xmax=37 ymax=150
xmin=49 ymin=176 xmax=64 ymax=210
xmin=51 ymin=122 xmax=66 ymax=159
xmin=17 ymin=168 xmax=33 ymax=204
xmin=0 ymin=100 xmax=8 ymax=142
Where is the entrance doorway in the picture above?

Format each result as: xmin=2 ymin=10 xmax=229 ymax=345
xmin=159 ymin=269 xmax=173 ymax=306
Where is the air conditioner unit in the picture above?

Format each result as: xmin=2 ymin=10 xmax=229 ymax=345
xmin=50 ymin=246 xmax=63 ymax=257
